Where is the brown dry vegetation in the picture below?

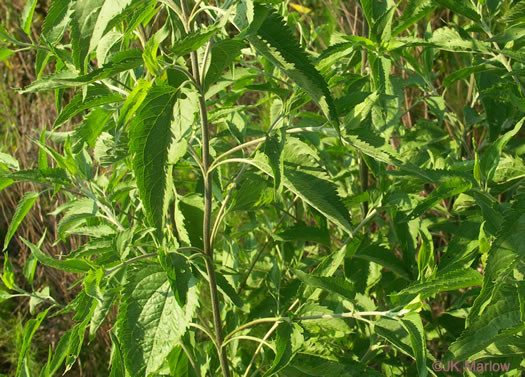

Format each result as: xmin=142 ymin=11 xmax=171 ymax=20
xmin=0 ymin=1 xmax=110 ymax=375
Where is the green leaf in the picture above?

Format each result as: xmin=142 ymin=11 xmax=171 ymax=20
xmin=399 ymin=312 xmax=428 ymax=377
xmin=0 ymin=152 xmax=19 ymax=170
xmin=275 ymin=222 xmax=330 ymax=247
xmin=21 ymin=49 xmax=144 ymax=93
xmin=443 ymin=63 xmax=498 ymax=88
xmin=70 ymin=0 xmax=105 ymax=71
xmin=410 ymin=177 xmax=472 ymax=219
xmin=54 ymin=85 xmax=123 ymax=128
xmin=129 ymin=85 xmax=179 ymax=240
xmin=395 ymin=268 xmax=483 ymax=299
xmin=501 ymin=1 xmax=525 ymax=24
xmin=448 ymin=284 xmax=525 ymax=360
xmin=2 ymin=252 xmax=15 ymax=289
xmin=143 ymin=21 xmax=170 ymax=76
xmin=20 ymin=0 xmax=38 ymax=35
xmin=263 ymin=322 xmax=294 ymax=377
xmin=117 ymin=263 xmax=198 ymax=377
xmin=0 ymin=47 xmax=14 ymax=62
xmin=215 ymin=272 xmax=243 ymax=307
xmin=245 ymin=6 xmax=338 ymax=130
xmin=392 ymin=0 xmax=436 ymax=37
xmin=204 ymin=38 xmax=244 ymax=90
xmin=159 ymin=251 xmax=193 ymax=307
xmin=480 ymin=117 xmax=524 ymax=183
xmin=293 ymin=269 xmax=354 ymax=301
xmin=89 ymin=0 xmax=135 ymax=54
xmin=15 ymin=308 xmax=51 ymax=377
xmin=21 ymin=235 xmax=92 ymax=273
xmin=433 ymin=0 xmax=481 ymax=22
xmin=3 ymin=191 xmax=39 ymax=251
xmin=254 ymin=138 xmax=352 ymax=235
xmin=170 ymin=26 xmax=219 ymax=56
xmin=263 ymin=131 xmax=284 ymax=192
xmin=116 ymin=79 xmax=152 ymax=128
xmin=354 ymin=244 xmax=411 ymax=280
xmin=23 ymin=253 xmax=38 ymax=286
xmin=42 ymin=0 xmax=74 ymax=45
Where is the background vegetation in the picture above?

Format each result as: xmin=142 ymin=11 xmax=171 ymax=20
xmin=1 ymin=0 xmax=525 ymax=376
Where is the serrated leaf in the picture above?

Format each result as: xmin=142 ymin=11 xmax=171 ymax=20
xmin=117 ymin=79 xmax=152 ymax=128
xmin=21 ymin=235 xmax=92 ymax=273
xmin=263 ymin=131 xmax=284 ymax=192
xmin=143 ymin=22 xmax=170 ymax=75
xmin=293 ymin=269 xmax=354 ymax=301
xmin=0 ymin=151 xmax=19 ymax=170
xmin=392 ymin=0 xmax=436 ymax=37
xmin=54 ymin=85 xmax=123 ymax=128
xmin=448 ymin=284 xmax=525 ymax=360
xmin=395 ymin=268 xmax=482 ymax=298
xmin=480 ymin=117 xmax=524 ymax=183
xmin=215 ymin=272 xmax=243 ymax=307
xmin=501 ymin=1 xmax=525 ymax=24
xmin=253 ymin=138 xmax=352 ymax=234
xmin=117 ymin=263 xmax=198 ymax=377
xmin=262 ymin=322 xmax=294 ymax=377
xmin=20 ymin=0 xmax=38 ymax=35
xmin=22 ymin=49 xmax=143 ymax=93
xmin=1 ymin=168 xmax=71 ymax=186
xmin=410 ymin=177 xmax=472 ymax=219
xmin=170 ymin=26 xmax=219 ymax=56
xmin=245 ymin=6 xmax=338 ymax=130
xmin=70 ymin=0 xmax=105 ymax=71
xmin=89 ymin=0 xmax=135 ymax=55
xmin=443 ymin=63 xmax=498 ymax=88
xmin=275 ymin=222 xmax=330 ymax=247
xmin=399 ymin=312 xmax=428 ymax=377
xmin=354 ymin=244 xmax=411 ymax=280
xmin=204 ymin=38 xmax=244 ymax=90
xmin=129 ymin=85 xmax=179 ymax=240
xmin=433 ymin=0 xmax=481 ymax=22
xmin=42 ymin=0 xmax=74 ymax=45
xmin=3 ymin=191 xmax=39 ymax=251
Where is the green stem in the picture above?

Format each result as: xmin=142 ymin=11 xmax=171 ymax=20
xmin=181 ymin=0 xmax=230 ymax=375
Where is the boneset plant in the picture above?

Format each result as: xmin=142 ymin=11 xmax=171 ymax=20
xmin=1 ymin=0 xmax=525 ymax=376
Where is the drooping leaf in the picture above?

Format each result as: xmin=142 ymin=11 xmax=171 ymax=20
xmin=409 ymin=177 xmax=472 ymax=219
xmin=21 ymin=236 xmax=92 ymax=273
xmin=22 ymin=49 xmax=144 ymax=93
xmin=245 ymin=6 xmax=338 ymax=130
xmin=117 ymin=263 xmax=198 ymax=377
xmin=129 ymin=85 xmax=179 ymax=240
xmin=395 ymin=268 xmax=483 ymax=299
xmin=262 ymin=322 xmax=294 ymax=377
xmin=204 ymin=38 xmax=245 ymax=90
xmin=432 ymin=0 xmax=481 ymax=22
xmin=293 ymin=269 xmax=354 ymax=301
xmin=399 ymin=312 xmax=428 ymax=377
xmin=392 ymin=0 xmax=436 ymax=37
xmin=354 ymin=243 xmax=412 ymax=280
xmin=54 ymin=85 xmax=123 ymax=128
xmin=3 ymin=191 xmax=39 ymax=251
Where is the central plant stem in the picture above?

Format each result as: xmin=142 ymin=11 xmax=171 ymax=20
xmin=181 ymin=1 xmax=231 ymax=376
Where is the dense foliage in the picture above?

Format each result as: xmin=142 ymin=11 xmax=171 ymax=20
xmin=1 ymin=0 xmax=525 ymax=376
